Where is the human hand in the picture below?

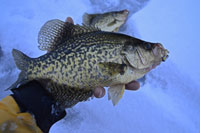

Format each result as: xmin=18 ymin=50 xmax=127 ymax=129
xmin=93 ymin=80 xmax=140 ymax=98
xmin=65 ymin=17 xmax=74 ymax=24
xmin=11 ymin=80 xmax=66 ymax=133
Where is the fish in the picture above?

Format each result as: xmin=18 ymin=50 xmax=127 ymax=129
xmin=7 ymin=19 xmax=169 ymax=108
xmin=82 ymin=9 xmax=129 ymax=32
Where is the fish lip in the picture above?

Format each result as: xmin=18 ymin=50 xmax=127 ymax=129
xmin=115 ymin=9 xmax=129 ymax=21
xmin=135 ymin=43 xmax=169 ymax=70
xmin=152 ymin=43 xmax=169 ymax=62
xmin=122 ymin=9 xmax=129 ymax=15
xmin=162 ymin=51 xmax=169 ymax=61
xmin=126 ymin=43 xmax=169 ymax=71
xmin=152 ymin=45 xmax=159 ymax=56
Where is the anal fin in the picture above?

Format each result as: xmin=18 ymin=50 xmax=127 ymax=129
xmin=108 ymin=84 xmax=125 ymax=106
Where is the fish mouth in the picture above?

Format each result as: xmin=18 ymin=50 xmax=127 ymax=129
xmin=124 ymin=42 xmax=169 ymax=71
xmin=116 ymin=9 xmax=129 ymax=21
xmin=136 ymin=43 xmax=169 ymax=71
xmin=144 ymin=43 xmax=169 ymax=71
xmin=122 ymin=9 xmax=129 ymax=15
xmin=152 ymin=43 xmax=169 ymax=62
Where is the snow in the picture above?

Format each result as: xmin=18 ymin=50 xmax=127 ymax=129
xmin=0 ymin=122 xmax=17 ymax=131
xmin=1 ymin=123 xmax=7 ymax=131
xmin=0 ymin=0 xmax=199 ymax=133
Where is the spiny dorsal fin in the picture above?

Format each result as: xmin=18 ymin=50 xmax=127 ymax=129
xmin=38 ymin=19 xmax=100 ymax=52
xmin=38 ymin=19 xmax=68 ymax=52
xmin=73 ymin=23 xmax=100 ymax=35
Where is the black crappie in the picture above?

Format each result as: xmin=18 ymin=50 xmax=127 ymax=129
xmin=7 ymin=19 xmax=169 ymax=107
xmin=82 ymin=9 xmax=129 ymax=32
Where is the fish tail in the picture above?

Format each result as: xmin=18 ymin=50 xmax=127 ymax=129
xmin=12 ymin=49 xmax=30 ymax=71
xmin=5 ymin=49 xmax=31 ymax=90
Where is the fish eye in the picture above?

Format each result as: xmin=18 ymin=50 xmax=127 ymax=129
xmin=143 ymin=42 xmax=152 ymax=50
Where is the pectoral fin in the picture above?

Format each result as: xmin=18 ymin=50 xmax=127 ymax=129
xmin=98 ymin=62 xmax=127 ymax=76
xmin=108 ymin=84 xmax=125 ymax=106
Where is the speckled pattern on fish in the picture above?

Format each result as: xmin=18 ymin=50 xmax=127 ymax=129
xmin=7 ymin=19 xmax=169 ymax=107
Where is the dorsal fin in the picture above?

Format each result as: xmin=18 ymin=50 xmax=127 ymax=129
xmin=38 ymin=19 xmax=100 ymax=52
xmin=73 ymin=23 xmax=100 ymax=35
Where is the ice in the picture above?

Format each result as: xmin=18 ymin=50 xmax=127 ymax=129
xmin=9 ymin=122 xmax=17 ymax=131
xmin=88 ymin=0 xmax=150 ymax=16
xmin=0 ymin=122 xmax=17 ymax=131
xmin=0 ymin=0 xmax=199 ymax=133
xmin=1 ymin=123 xmax=7 ymax=131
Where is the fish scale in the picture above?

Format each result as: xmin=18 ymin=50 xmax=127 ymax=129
xmin=48 ymin=82 xmax=93 ymax=108
xmin=7 ymin=19 xmax=169 ymax=107
xmin=28 ymin=35 xmax=123 ymax=89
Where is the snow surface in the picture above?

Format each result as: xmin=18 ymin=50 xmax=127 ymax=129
xmin=0 ymin=0 xmax=200 ymax=133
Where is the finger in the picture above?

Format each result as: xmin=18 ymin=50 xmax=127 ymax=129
xmin=125 ymin=81 xmax=140 ymax=91
xmin=94 ymin=87 xmax=105 ymax=98
xmin=65 ymin=17 xmax=74 ymax=24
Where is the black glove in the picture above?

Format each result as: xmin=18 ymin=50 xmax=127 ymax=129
xmin=11 ymin=80 xmax=66 ymax=133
